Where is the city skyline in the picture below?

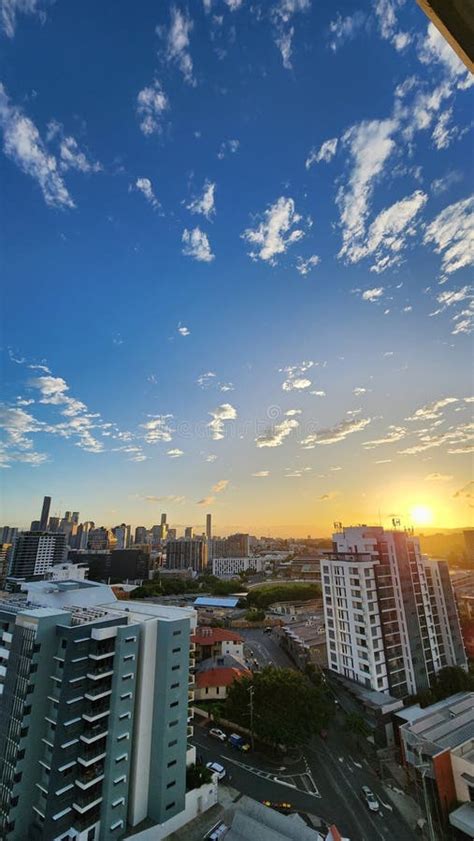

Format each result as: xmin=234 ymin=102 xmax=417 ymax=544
xmin=1 ymin=1 xmax=473 ymax=536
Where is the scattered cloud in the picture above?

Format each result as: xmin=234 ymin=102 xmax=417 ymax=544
xmin=280 ymin=360 xmax=315 ymax=391
xmin=1 ymin=0 xmax=47 ymax=38
xmin=418 ymin=22 xmax=473 ymax=91
xmin=141 ymin=415 xmax=174 ymax=443
xmin=136 ymin=80 xmax=169 ymax=136
xmin=212 ymin=478 xmax=229 ymax=493
xmin=432 ymin=108 xmax=463 ymax=150
xmin=453 ymin=481 xmax=474 ymax=499
xmin=310 ymin=390 xmax=326 ymax=397
xmin=167 ymin=448 xmax=184 ymax=458
xmin=353 ymin=387 xmax=368 ymax=397
xmin=424 ymin=197 xmax=474 ymax=277
xmin=271 ymin=0 xmax=311 ymax=70
xmin=197 ymin=495 xmax=215 ymax=506
xmin=431 ymin=170 xmax=462 ymax=196
xmin=217 ymin=138 xmax=239 ymax=159
xmin=186 ymin=179 xmax=216 ymax=220
xmin=296 ymin=254 xmax=320 ymax=275
xmin=177 ymin=324 xmax=190 ymax=336
xmin=46 ymin=121 xmax=101 ymax=174
xmin=242 ymin=197 xmax=307 ymax=264
xmin=0 ymin=83 xmax=74 ymax=209
xmin=407 ymin=396 xmax=458 ymax=421
xmin=361 ymin=287 xmax=384 ymax=302
xmin=131 ymin=177 xmax=160 ymax=209
xmin=252 ymin=470 xmax=269 ymax=477
xmin=255 ymin=417 xmax=299 ymax=448
xmin=306 ymin=137 xmax=338 ymax=168
xmin=328 ymin=12 xmax=366 ymax=52
xmin=318 ymin=491 xmax=338 ymax=501
xmin=373 ymin=0 xmax=411 ymax=52
xmin=425 ymin=472 xmax=453 ymax=482
xmin=208 ymin=403 xmax=237 ymax=440
xmin=301 ymin=416 xmax=371 ymax=448
xmin=159 ymin=6 xmax=196 ymax=86
xmin=142 ymin=494 xmax=185 ymax=503
xmin=362 ymin=426 xmax=407 ymax=449
xmin=362 ymin=190 xmax=428 ymax=273
xmin=182 ymin=227 xmax=214 ymax=261
xmin=197 ymin=372 xmax=216 ymax=389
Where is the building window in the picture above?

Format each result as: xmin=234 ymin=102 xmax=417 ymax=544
xmin=169 ymin=720 xmax=178 ymax=727
xmin=166 ymin=802 xmax=176 ymax=811
xmin=170 ymin=701 xmax=179 ymax=708
xmin=168 ymin=740 xmax=177 ymax=748
xmin=166 ymin=780 xmax=176 ymax=789
xmin=172 ymin=647 xmax=181 ymax=654
xmin=173 ymin=630 xmax=182 ymax=637
xmin=167 ymin=759 xmax=177 ymax=768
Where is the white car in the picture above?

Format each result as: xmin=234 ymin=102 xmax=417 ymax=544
xmin=206 ymin=761 xmax=226 ymax=781
xmin=209 ymin=728 xmax=227 ymax=742
xmin=362 ymin=785 xmax=380 ymax=812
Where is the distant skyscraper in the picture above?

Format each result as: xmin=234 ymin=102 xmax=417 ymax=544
xmin=71 ymin=510 xmax=80 ymax=525
xmin=8 ymin=531 xmax=66 ymax=582
xmin=135 ymin=526 xmax=147 ymax=544
xmin=167 ymin=528 xmax=177 ymax=540
xmin=39 ymin=495 xmax=51 ymax=531
xmin=0 ymin=527 xmax=18 ymax=544
xmin=161 ymin=512 xmax=167 ymax=526
xmin=167 ymin=538 xmax=208 ymax=573
xmin=48 ymin=516 xmax=60 ymax=532
xmin=29 ymin=520 xmax=40 ymax=532
xmin=206 ymin=513 xmax=212 ymax=540
xmin=184 ymin=526 xmax=193 ymax=539
xmin=322 ymin=526 xmax=467 ymax=697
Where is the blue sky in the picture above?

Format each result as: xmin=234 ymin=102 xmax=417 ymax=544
xmin=1 ymin=0 xmax=473 ymax=535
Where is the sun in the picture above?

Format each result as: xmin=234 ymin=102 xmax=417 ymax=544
xmin=410 ymin=505 xmax=434 ymax=526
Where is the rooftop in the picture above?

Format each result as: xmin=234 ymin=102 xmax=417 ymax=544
xmin=192 ymin=626 xmax=243 ymax=645
xmin=400 ymin=692 xmax=474 ymax=754
xmin=193 ymin=596 xmax=240 ymax=608
xmin=195 ymin=664 xmax=251 ymax=689
xmin=223 ymin=796 xmax=325 ymax=841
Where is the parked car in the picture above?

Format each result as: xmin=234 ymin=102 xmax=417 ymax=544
xmin=362 ymin=785 xmax=380 ymax=812
xmin=206 ymin=761 xmax=226 ymax=781
xmin=204 ymin=820 xmax=228 ymax=840
xmin=228 ymin=733 xmax=251 ymax=752
xmin=209 ymin=728 xmax=227 ymax=742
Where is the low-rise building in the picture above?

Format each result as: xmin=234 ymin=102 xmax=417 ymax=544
xmin=280 ymin=618 xmax=327 ymax=671
xmin=195 ymin=654 xmax=251 ymax=702
xmin=268 ymin=598 xmax=322 ymax=620
xmin=211 ymin=556 xmax=264 ymax=578
xmin=288 ymin=556 xmax=322 ymax=583
xmin=191 ymin=626 xmax=244 ymax=662
xmin=397 ymin=692 xmax=474 ymax=837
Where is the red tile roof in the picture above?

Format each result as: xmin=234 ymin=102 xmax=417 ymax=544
xmin=191 ymin=627 xmax=244 ymax=645
xmin=196 ymin=666 xmax=251 ymax=689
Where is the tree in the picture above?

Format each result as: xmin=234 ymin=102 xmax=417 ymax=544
xmin=344 ymin=713 xmax=369 ymax=747
xmin=245 ymin=608 xmax=265 ymax=622
xmin=432 ymin=666 xmax=474 ymax=701
xmin=246 ymin=582 xmax=321 ymax=610
xmin=186 ymin=763 xmax=213 ymax=791
xmin=225 ymin=666 xmax=333 ymax=748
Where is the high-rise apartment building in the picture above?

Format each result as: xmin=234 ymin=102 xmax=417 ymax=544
xmin=208 ymin=533 xmax=250 ymax=560
xmin=206 ymin=514 xmax=212 ymax=540
xmin=166 ymin=539 xmax=208 ymax=573
xmin=112 ymin=524 xmax=131 ymax=551
xmin=0 ymin=579 xmax=197 ymax=840
xmin=0 ymin=528 xmax=18 ymax=545
xmin=134 ymin=527 xmax=147 ymax=545
xmin=8 ymin=531 xmax=66 ymax=583
xmin=322 ymin=526 xmax=467 ymax=698
xmin=39 ymin=496 xmax=51 ymax=531
xmin=88 ymin=528 xmax=117 ymax=552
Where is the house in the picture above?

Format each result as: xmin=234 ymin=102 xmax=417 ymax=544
xmin=191 ymin=625 xmax=244 ymax=662
xmin=195 ymin=654 xmax=251 ymax=701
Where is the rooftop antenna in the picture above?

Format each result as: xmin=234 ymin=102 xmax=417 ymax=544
xmin=392 ymin=517 xmax=401 ymax=530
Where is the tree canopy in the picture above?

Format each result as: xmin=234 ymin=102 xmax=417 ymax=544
xmin=246 ymin=582 xmax=321 ymax=610
xmin=412 ymin=666 xmax=474 ymax=708
xmin=225 ymin=666 xmax=332 ymax=748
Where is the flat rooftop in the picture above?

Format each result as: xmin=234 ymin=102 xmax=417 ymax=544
xmin=400 ymin=692 xmax=474 ymax=753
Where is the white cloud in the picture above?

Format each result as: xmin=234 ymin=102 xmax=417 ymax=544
xmin=353 ymin=387 xmax=368 ymax=396
xmin=306 ymin=137 xmax=338 ymax=168
xmin=424 ymin=197 xmax=474 ymax=276
xmin=407 ymin=396 xmax=458 ymax=421
xmin=197 ymin=495 xmax=215 ymax=506
xmin=431 ymin=170 xmax=462 ymax=196
xmin=208 ymin=403 xmax=237 ymax=440
xmin=418 ymin=22 xmax=473 ymax=90
xmin=398 ymin=421 xmax=473 ymax=455
xmin=219 ymin=382 xmax=234 ymax=392
xmin=296 ymin=254 xmax=320 ymax=275
xmin=141 ymin=415 xmax=174 ymax=443
xmin=1 ymin=0 xmax=46 ymax=37
xmin=0 ymin=84 xmax=74 ymax=209
xmin=161 ymin=6 xmax=195 ymax=86
xmin=280 ymin=360 xmax=314 ymax=391
xmin=310 ymin=390 xmax=326 ymax=397
xmin=187 ymin=180 xmax=216 ymax=219
xmin=252 ymin=470 xmax=269 ymax=477
xmin=432 ymin=108 xmax=462 ymax=150
xmin=328 ymin=12 xmax=365 ymax=52
xmin=373 ymin=0 xmax=411 ymax=51
xmin=29 ymin=376 xmax=87 ymax=416
xmin=212 ymin=478 xmax=229 ymax=493
xmin=243 ymin=196 xmax=307 ymax=264
xmin=136 ymin=80 xmax=169 ymax=136
xmin=437 ymin=287 xmax=471 ymax=308
xmin=362 ymin=287 xmax=384 ymax=302
xmin=362 ymin=426 xmax=407 ymax=448
xmin=337 ymin=118 xmax=397 ymax=262
xmin=271 ymin=0 xmax=310 ymax=70
xmin=167 ymin=448 xmax=184 ymax=458
xmin=301 ymin=416 xmax=371 ymax=448
xmin=182 ymin=227 xmax=214 ymax=262
xmin=132 ymin=177 xmax=160 ymax=209
xmin=177 ymin=324 xmax=190 ymax=336
xmin=45 ymin=122 xmax=101 ymax=174
xmin=217 ymin=138 xmax=239 ymax=159
xmin=255 ymin=417 xmax=299 ymax=448
xmin=362 ymin=190 xmax=428 ymax=273
xmin=197 ymin=372 xmax=216 ymax=389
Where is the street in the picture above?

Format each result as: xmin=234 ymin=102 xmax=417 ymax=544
xmin=191 ymin=718 xmax=419 ymax=841
xmin=238 ymin=626 xmax=296 ymax=670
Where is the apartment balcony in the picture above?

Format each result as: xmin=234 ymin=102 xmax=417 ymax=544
xmin=88 ymin=642 xmax=115 ymax=661
xmin=80 ymin=725 xmax=108 ymax=745
xmin=84 ymin=682 xmax=112 ymax=702
xmin=72 ymin=791 xmax=103 ymax=814
xmin=75 ymin=763 xmax=104 ymax=790
xmin=188 ymin=689 xmax=195 ymax=702
xmin=72 ymin=807 xmax=102 ymax=834
xmin=86 ymin=666 xmax=114 ymax=681
xmin=77 ymin=740 xmax=107 ymax=767
xmin=82 ymin=704 xmax=110 ymax=723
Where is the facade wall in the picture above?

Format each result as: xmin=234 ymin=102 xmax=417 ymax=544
xmin=433 ymin=749 xmax=457 ymax=819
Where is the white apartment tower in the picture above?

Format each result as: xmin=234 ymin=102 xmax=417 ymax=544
xmin=322 ymin=526 xmax=467 ymax=698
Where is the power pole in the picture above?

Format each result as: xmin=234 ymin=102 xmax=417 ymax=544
xmin=249 ymin=686 xmax=255 ymax=751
